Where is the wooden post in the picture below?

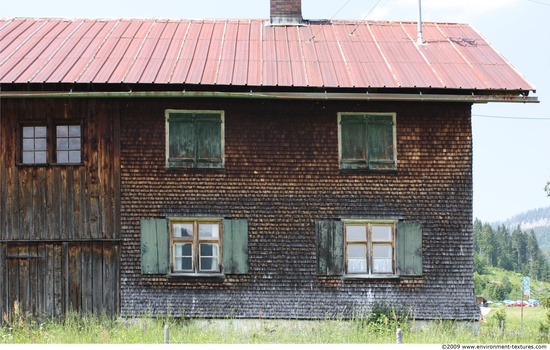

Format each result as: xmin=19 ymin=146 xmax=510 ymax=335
xmin=500 ymin=320 xmax=505 ymax=333
xmin=396 ymin=328 xmax=403 ymax=344
xmin=164 ymin=325 xmax=170 ymax=344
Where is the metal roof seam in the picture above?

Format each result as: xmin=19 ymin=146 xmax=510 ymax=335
xmin=121 ymin=20 xmax=156 ymax=83
xmin=0 ymin=19 xmax=50 ymax=80
xmin=402 ymin=22 xmax=444 ymax=88
xmin=74 ymin=19 xmax=121 ymax=83
xmin=434 ymin=22 xmax=488 ymax=89
xmin=169 ymin=20 xmax=192 ymax=84
xmin=334 ymin=25 xmax=354 ymax=88
xmin=295 ymin=24 xmax=309 ymax=87
xmin=366 ymin=22 xmax=400 ymax=88
xmin=468 ymin=24 xmax=535 ymax=92
xmin=30 ymin=19 xmax=86 ymax=83
xmin=214 ymin=20 xmax=227 ymax=85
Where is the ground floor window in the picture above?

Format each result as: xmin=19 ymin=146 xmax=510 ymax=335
xmin=171 ymin=220 xmax=221 ymax=273
xmin=345 ymin=221 xmax=395 ymax=275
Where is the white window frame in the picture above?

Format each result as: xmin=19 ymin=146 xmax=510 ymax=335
xmin=169 ymin=217 xmax=223 ymax=275
xmin=344 ymin=219 xmax=396 ymax=277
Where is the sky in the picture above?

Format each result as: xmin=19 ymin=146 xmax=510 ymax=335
xmin=2 ymin=0 xmax=549 ymax=223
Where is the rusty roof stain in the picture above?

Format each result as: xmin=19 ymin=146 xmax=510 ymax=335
xmin=0 ymin=18 xmax=535 ymax=92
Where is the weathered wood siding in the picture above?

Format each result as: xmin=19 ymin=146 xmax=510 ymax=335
xmin=119 ymin=98 xmax=478 ymax=321
xmin=0 ymin=98 xmax=120 ymax=318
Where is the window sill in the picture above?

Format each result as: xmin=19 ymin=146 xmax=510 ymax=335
xmin=339 ymin=169 xmax=398 ymax=175
xmin=165 ymin=167 xmax=226 ymax=174
xmin=342 ymin=274 xmax=399 ymax=280
xmin=167 ymin=272 xmax=226 ymax=279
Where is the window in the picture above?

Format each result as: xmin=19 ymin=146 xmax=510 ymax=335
xmin=316 ymin=220 xmax=422 ymax=277
xmin=20 ymin=122 xmax=82 ymax=165
xmin=166 ymin=110 xmax=224 ymax=169
xmin=140 ymin=218 xmax=248 ymax=276
xmin=345 ymin=222 xmax=395 ymax=275
xmin=172 ymin=220 xmax=221 ymax=273
xmin=338 ymin=113 xmax=396 ymax=170
xmin=56 ymin=125 xmax=81 ymax=164
xmin=22 ymin=125 xmax=47 ymax=164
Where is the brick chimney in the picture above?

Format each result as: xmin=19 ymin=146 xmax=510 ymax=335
xmin=270 ymin=0 xmax=304 ymax=26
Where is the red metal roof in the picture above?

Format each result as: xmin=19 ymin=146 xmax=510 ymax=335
xmin=0 ymin=18 xmax=535 ymax=92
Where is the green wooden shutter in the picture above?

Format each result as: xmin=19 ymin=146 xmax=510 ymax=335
xmin=367 ymin=115 xmax=395 ymax=170
xmin=222 ymin=219 xmax=249 ymax=274
xmin=168 ymin=112 xmax=195 ymax=168
xmin=196 ymin=113 xmax=223 ymax=168
xmin=396 ymin=221 xmax=423 ymax=276
xmin=340 ymin=114 xmax=367 ymax=170
xmin=140 ymin=219 xmax=169 ymax=274
xmin=316 ymin=220 xmax=344 ymax=275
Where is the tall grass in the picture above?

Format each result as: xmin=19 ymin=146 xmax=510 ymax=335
xmin=1 ymin=306 xmax=548 ymax=344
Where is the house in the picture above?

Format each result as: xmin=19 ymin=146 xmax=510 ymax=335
xmin=0 ymin=0 xmax=537 ymax=321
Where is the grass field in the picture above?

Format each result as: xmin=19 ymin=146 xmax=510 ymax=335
xmin=1 ymin=307 xmax=549 ymax=344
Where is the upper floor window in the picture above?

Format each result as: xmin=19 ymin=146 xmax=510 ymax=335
xmin=166 ymin=110 xmax=224 ymax=169
xmin=20 ymin=122 xmax=82 ymax=165
xmin=338 ymin=113 xmax=396 ymax=170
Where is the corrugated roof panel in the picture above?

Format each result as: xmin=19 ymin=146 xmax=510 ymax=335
xmin=232 ymin=21 xmax=251 ymax=86
xmin=217 ymin=21 xmax=239 ymax=85
xmin=0 ymin=18 xmax=535 ymax=92
xmin=246 ymin=21 xmax=262 ymax=86
xmin=1 ymin=20 xmax=57 ymax=82
xmin=30 ymin=19 xmax=85 ymax=82
xmin=155 ymin=21 xmax=189 ymax=83
xmin=53 ymin=20 xmax=112 ymax=82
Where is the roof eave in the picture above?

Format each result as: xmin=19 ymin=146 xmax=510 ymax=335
xmin=0 ymin=90 xmax=539 ymax=103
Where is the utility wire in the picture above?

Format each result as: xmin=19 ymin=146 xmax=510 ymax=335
xmin=308 ymin=0 xmax=354 ymax=42
xmin=473 ymin=114 xmax=550 ymax=120
xmin=527 ymin=0 xmax=550 ymax=6
xmin=350 ymin=0 xmax=383 ymax=35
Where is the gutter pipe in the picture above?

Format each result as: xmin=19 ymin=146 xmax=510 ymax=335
xmin=0 ymin=90 xmax=538 ymax=103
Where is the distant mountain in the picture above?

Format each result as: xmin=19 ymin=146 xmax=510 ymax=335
xmin=496 ymin=206 xmax=550 ymax=256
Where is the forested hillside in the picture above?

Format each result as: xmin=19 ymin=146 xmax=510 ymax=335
xmin=500 ymin=206 xmax=550 ymax=256
xmin=473 ymin=218 xmax=549 ymax=281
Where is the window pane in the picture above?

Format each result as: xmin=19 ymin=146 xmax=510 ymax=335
xmin=57 ymin=151 xmax=69 ymax=163
xmin=199 ymin=243 xmax=219 ymax=271
xmin=373 ymin=244 xmax=392 ymax=258
xmin=35 ymin=138 xmax=47 ymax=151
xmin=57 ymin=138 xmax=69 ymax=150
xmin=372 ymin=225 xmax=392 ymax=241
xmin=35 ymin=126 xmax=47 ymax=138
xmin=173 ymin=223 xmax=193 ymax=238
xmin=22 ymin=151 xmax=35 ymax=164
xmin=57 ymin=125 xmax=69 ymax=137
xmin=22 ymin=139 xmax=35 ymax=151
xmin=348 ymin=244 xmax=366 ymax=258
xmin=199 ymin=223 xmax=219 ymax=239
xmin=174 ymin=243 xmax=193 ymax=271
xmin=35 ymin=151 xmax=47 ymax=164
xmin=69 ymin=125 xmax=81 ymax=137
xmin=373 ymin=244 xmax=393 ymax=273
xmin=22 ymin=126 xmax=35 ymax=138
xmin=68 ymin=151 xmax=81 ymax=163
xmin=346 ymin=225 xmax=366 ymax=241
xmin=69 ymin=137 xmax=81 ymax=150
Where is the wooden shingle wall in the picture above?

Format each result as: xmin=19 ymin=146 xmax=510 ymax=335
xmin=119 ymin=98 xmax=478 ymax=320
